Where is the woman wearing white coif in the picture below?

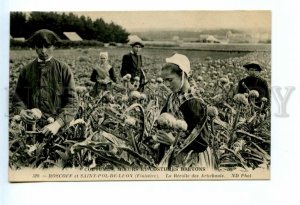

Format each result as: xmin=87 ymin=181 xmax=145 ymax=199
xmin=90 ymin=52 xmax=117 ymax=96
xmin=156 ymin=53 xmax=214 ymax=169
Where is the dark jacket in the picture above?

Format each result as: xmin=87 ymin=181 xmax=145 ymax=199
xmin=120 ymin=52 xmax=145 ymax=89
xmin=158 ymin=90 xmax=208 ymax=161
xmin=90 ymin=66 xmax=117 ymax=96
xmin=237 ymin=75 xmax=270 ymax=106
xmin=13 ymin=58 xmax=78 ymax=127
xmin=91 ymin=67 xmax=117 ymax=83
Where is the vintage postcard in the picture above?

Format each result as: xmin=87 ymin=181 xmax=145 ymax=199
xmin=8 ymin=11 xmax=271 ymax=181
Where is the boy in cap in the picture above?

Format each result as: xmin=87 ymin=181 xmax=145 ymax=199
xmin=237 ymin=61 xmax=270 ymax=107
xmin=120 ymin=35 xmax=146 ymax=91
xmin=13 ymin=29 xmax=78 ymax=137
xmin=155 ymin=53 xmax=214 ymax=169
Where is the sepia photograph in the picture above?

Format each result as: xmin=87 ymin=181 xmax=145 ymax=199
xmin=8 ymin=10 xmax=271 ymax=181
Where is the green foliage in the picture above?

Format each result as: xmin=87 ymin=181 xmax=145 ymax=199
xmin=10 ymin=12 xmax=129 ymax=43
xmin=9 ymin=48 xmax=271 ymax=171
xmin=10 ymin=12 xmax=27 ymax=38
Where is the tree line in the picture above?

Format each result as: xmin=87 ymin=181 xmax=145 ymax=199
xmin=10 ymin=12 xmax=129 ymax=43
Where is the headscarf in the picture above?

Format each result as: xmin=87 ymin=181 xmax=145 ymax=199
xmin=97 ymin=52 xmax=112 ymax=75
xmin=166 ymin=53 xmax=191 ymax=90
xmin=99 ymin=52 xmax=109 ymax=60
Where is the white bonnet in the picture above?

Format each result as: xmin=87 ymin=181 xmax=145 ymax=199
xmin=166 ymin=53 xmax=191 ymax=76
xmin=99 ymin=52 xmax=109 ymax=59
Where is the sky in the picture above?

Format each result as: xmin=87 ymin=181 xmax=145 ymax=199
xmin=72 ymin=11 xmax=271 ymax=32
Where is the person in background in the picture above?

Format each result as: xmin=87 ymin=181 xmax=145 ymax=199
xmin=13 ymin=29 xmax=78 ymax=136
xmin=90 ymin=52 xmax=117 ymax=96
xmin=237 ymin=61 xmax=270 ymax=107
xmin=120 ymin=35 xmax=146 ymax=91
xmin=156 ymin=53 xmax=214 ymax=169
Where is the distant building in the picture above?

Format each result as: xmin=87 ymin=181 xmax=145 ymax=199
xmin=199 ymin=34 xmax=209 ymax=40
xmin=63 ymin=32 xmax=83 ymax=41
xmin=206 ymin=35 xmax=220 ymax=43
xmin=199 ymin=34 xmax=220 ymax=43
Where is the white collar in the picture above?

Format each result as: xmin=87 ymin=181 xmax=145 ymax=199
xmin=37 ymin=56 xmax=52 ymax=62
xmin=130 ymin=51 xmax=139 ymax=55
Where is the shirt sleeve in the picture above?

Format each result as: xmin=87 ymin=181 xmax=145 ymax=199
xmin=13 ymin=67 xmax=28 ymax=114
xmin=180 ymin=98 xmax=207 ymax=132
xmin=237 ymin=79 xmax=247 ymax=94
xmin=90 ymin=69 xmax=98 ymax=82
xmin=261 ymin=78 xmax=270 ymax=103
xmin=109 ymin=67 xmax=117 ymax=82
xmin=180 ymin=98 xmax=208 ymax=152
xmin=120 ymin=54 xmax=130 ymax=77
xmin=56 ymin=65 xmax=78 ymax=127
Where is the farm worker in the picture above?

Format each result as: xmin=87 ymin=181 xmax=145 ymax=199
xmin=90 ymin=51 xmax=117 ymax=96
xmin=237 ymin=61 xmax=270 ymax=107
xmin=120 ymin=35 xmax=146 ymax=91
xmin=157 ymin=53 xmax=214 ymax=169
xmin=13 ymin=29 xmax=78 ymax=136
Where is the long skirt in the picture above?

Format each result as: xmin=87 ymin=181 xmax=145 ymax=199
xmin=173 ymin=147 xmax=215 ymax=170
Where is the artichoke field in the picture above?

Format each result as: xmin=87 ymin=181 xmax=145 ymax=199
xmin=9 ymin=48 xmax=271 ymax=172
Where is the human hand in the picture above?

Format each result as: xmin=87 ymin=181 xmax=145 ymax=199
xmin=20 ymin=109 xmax=35 ymax=124
xmin=41 ymin=121 xmax=61 ymax=136
xmin=20 ymin=108 xmax=43 ymax=124
xmin=98 ymin=77 xmax=111 ymax=85
xmin=127 ymin=82 xmax=135 ymax=90
xmin=152 ymin=131 xmax=175 ymax=145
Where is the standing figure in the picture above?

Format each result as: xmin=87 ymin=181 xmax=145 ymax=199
xmin=120 ymin=35 xmax=146 ymax=91
xmin=90 ymin=52 xmax=117 ymax=96
xmin=156 ymin=53 xmax=214 ymax=169
xmin=13 ymin=29 xmax=78 ymax=136
xmin=237 ymin=61 xmax=270 ymax=107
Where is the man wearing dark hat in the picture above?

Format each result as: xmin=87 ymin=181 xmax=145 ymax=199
xmin=13 ymin=29 xmax=78 ymax=136
xmin=237 ymin=61 xmax=270 ymax=107
xmin=120 ymin=35 xmax=146 ymax=91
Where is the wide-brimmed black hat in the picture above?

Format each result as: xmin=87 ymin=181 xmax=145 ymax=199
xmin=243 ymin=61 xmax=262 ymax=72
xmin=26 ymin=29 xmax=61 ymax=47
xmin=130 ymin=42 xmax=144 ymax=48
